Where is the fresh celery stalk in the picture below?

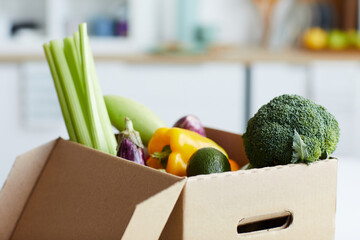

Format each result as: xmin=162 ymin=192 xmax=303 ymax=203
xmin=43 ymin=23 xmax=116 ymax=155
xmin=63 ymin=37 xmax=84 ymax=101
xmin=63 ymin=37 xmax=90 ymax=138
xmin=79 ymin=23 xmax=108 ymax=153
xmin=79 ymin=24 xmax=117 ymax=155
xmin=49 ymin=40 xmax=93 ymax=147
xmin=73 ymin=31 xmax=82 ymax=66
xmin=89 ymin=54 xmax=117 ymax=155
xmin=43 ymin=43 xmax=78 ymax=142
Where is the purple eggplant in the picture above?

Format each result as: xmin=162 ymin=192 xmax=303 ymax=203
xmin=173 ymin=115 xmax=206 ymax=137
xmin=117 ymin=117 xmax=145 ymax=165
xmin=118 ymin=139 xmax=145 ymax=165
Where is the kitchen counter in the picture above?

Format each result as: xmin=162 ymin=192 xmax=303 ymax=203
xmin=1 ymin=43 xmax=360 ymax=64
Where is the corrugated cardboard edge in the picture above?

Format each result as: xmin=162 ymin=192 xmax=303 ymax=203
xmin=187 ymin=158 xmax=338 ymax=182
xmin=0 ymin=138 xmax=59 ymax=240
xmin=122 ymin=179 xmax=186 ymax=240
xmin=159 ymin=185 xmax=186 ymax=240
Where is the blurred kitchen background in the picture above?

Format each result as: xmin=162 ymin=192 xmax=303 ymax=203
xmin=0 ymin=0 xmax=360 ymax=238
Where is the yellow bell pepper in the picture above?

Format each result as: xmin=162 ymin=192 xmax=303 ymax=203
xmin=147 ymin=127 xmax=228 ymax=176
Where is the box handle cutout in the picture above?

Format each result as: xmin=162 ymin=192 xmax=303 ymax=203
xmin=237 ymin=211 xmax=293 ymax=235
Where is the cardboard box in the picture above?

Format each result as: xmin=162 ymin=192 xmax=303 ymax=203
xmin=0 ymin=128 xmax=337 ymax=240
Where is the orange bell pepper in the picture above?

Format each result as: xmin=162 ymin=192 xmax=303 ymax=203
xmin=229 ymin=159 xmax=240 ymax=171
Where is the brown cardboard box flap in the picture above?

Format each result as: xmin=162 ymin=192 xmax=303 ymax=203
xmin=0 ymin=139 xmax=58 ymax=240
xmin=122 ymin=179 xmax=186 ymax=239
xmin=8 ymin=138 xmax=184 ymax=240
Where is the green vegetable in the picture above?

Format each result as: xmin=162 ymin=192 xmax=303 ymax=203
xmin=80 ymin=25 xmax=109 ymax=153
xmin=186 ymin=147 xmax=231 ymax=177
xmin=43 ymin=43 xmax=78 ymax=142
xmin=243 ymin=94 xmax=340 ymax=167
xmin=104 ymin=95 xmax=167 ymax=146
xmin=47 ymin=39 xmax=93 ymax=147
xmin=43 ymin=23 xmax=117 ymax=155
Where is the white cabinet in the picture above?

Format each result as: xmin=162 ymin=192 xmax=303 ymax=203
xmin=97 ymin=62 xmax=246 ymax=133
xmin=309 ymin=62 xmax=360 ymax=158
xmin=250 ymin=62 xmax=308 ymax=117
xmin=0 ymin=0 xmax=158 ymax=54
xmin=0 ymin=63 xmax=68 ymax=187
xmin=0 ymin=64 xmax=18 ymax=185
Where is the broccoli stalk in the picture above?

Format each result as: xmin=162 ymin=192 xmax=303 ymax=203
xmin=243 ymin=94 xmax=340 ymax=168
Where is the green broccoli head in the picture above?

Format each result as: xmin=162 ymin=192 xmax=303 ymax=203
xmin=243 ymin=94 xmax=340 ymax=167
